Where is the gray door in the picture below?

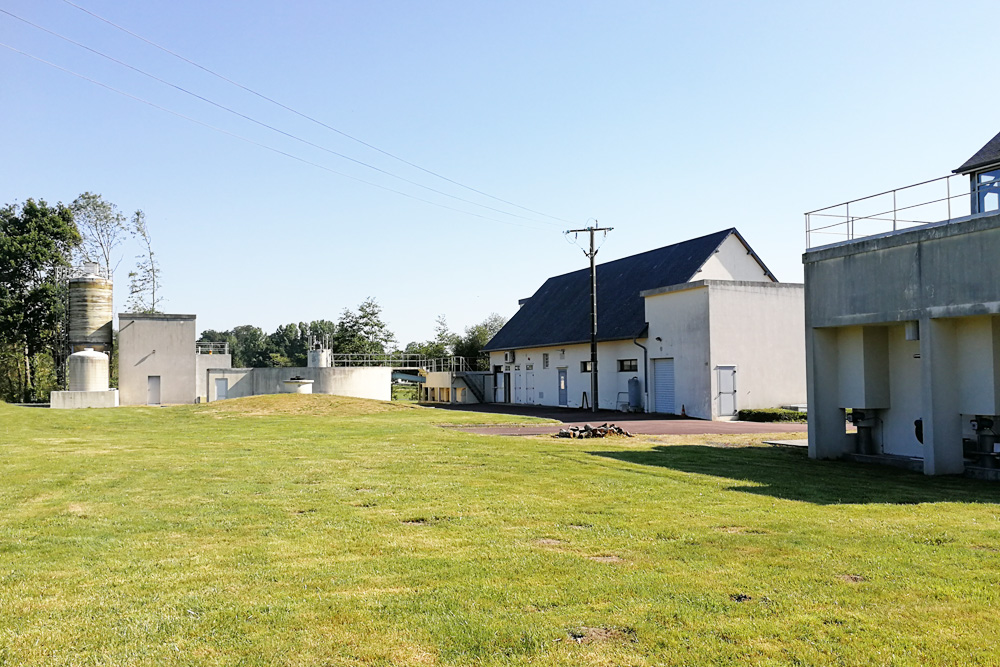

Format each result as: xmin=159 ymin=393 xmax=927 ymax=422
xmin=514 ymin=372 xmax=523 ymax=404
xmin=147 ymin=375 xmax=161 ymax=405
xmin=558 ymin=369 xmax=568 ymax=406
xmin=215 ymin=378 xmax=228 ymax=401
xmin=525 ymin=372 xmax=535 ymax=404
xmin=718 ymin=365 xmax=737 ymax=416
xmin=653 ymin=359 xmax=675 ymax=414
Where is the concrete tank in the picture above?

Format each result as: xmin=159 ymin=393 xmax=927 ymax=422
xmin=69 ymin=266 xmax=113 ymax=352
xmin=307 ymin=348 xmax=331 ymax=368
xmin=67 ymin=348 xmax=110 ymax=392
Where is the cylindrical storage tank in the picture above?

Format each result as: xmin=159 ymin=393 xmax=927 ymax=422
xmin=307 ymin=349 xmax=331 ymax=368
xmin=282 ymin=378 xmax=314 ymax=394
xmin=628 ymin=376 xmax=642 ymax=411
xmin=67 ymin=348 xmax=110 ymax=392
xmin=69 ymin=271 xmax=113 ymax=352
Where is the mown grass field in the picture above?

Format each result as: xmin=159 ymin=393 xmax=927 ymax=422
xmin=1 ymin=395 xmax=999 ymax=666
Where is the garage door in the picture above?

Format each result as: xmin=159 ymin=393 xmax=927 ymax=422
xmin=653 ymin=358 xmax=675 ymax=414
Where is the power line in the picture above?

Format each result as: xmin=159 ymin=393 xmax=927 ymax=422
xmin=0 ymin=41 xmax=552 ymax=232
xmin=58 ymin=0 xmax=574 ymax=226
xmin=0 ymin=7 xmax=561 ymax=228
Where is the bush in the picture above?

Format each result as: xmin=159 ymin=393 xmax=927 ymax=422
xmin=736 ymin=408 xmax=807 ymax=423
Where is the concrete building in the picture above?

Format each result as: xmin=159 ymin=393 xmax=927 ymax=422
xmin=118 ymin=313 xmax=233 ymax=405
xmin=481 ymin=229 xmax=806 ymax=418
xmin=804 ymin=130 xmax=1000 ymax=476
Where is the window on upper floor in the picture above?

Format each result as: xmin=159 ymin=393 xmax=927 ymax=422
xmin=542 ymin=353 xmax=549 ymax=368
xmin=580 ymin=361 xmax=592 ymax=373
xmin=976 ymin=169 xmax=1000 ymax=213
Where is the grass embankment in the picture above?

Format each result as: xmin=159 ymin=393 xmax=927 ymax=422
xmin=1 ymin=396 xmax=999 ymax=666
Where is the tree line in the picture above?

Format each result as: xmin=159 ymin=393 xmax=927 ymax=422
xmin=0 ymin=194 xmax=161 ymax=402
xmin=198 ymin=308 xmax=506 ymax=371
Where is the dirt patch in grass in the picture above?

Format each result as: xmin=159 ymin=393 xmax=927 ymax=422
xmin=589 ymin=554 xmax=623 ymax=563
xmin=563 ymin=626 xmax=637 ymax=644
xmin=717 ymin=525 xmax=769 ymax=535
xmin=200 ymin=393 xmax=418 ymax=417
xmin=840 ymin=574 xmax=866 ymax=583
xmin=535 ymin=538 xmax=563 ymax=546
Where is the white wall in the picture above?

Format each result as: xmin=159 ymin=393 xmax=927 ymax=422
xmin=644 ymin=286 xmax=712 ymax=418
xmin=696 ymin=234 xmax=775 ymax=282
xmin=489 ymin=340 xmax=647 ymax=410
xmin=196 ymin=353 xmax=232 ymax=401
xmin=707 ymin=281 xmax=806 ymax=418
xmin=207 ymin=367 xmax=391 ymax=402
xmin=118 ymin=315 xmax=197 ymax=405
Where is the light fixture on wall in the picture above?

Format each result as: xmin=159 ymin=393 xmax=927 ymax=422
xmin=655 ymin=337 xmax=662 ymax=342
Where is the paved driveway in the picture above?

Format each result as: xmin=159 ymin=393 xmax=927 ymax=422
xmin=425 ymin=403 xmax=808 ymax=436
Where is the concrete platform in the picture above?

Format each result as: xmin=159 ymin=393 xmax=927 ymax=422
xmin=50 ymin=389 xmax=119 ymax=409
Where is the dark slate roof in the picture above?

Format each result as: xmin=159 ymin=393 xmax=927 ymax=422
xmin=484 ymin=228 xmax=763 ymax=351
xmin=955 ymin=130 xmax=1000 ymax=174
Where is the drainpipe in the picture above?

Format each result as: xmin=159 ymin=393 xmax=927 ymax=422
xmin=633 ymin=336 xmax=649 ymax=412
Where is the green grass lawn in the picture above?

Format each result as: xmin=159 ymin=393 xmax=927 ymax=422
xmin=1 ymin=396 xmax=999 ymax=666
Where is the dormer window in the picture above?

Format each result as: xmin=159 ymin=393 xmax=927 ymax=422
xmin=975 ymin=168 xmax=1000 ymax=214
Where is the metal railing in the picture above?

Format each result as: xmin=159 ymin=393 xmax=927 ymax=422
xmin=805 ymin=173 xmax=974 ymax=249
xmin=330 ymin=354 xmax=477 ymax=372
xmin=196 ymin=341 xmax=229 ymax=355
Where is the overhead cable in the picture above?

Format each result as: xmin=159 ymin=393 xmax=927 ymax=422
xmin=0 ymin=41 xmax=551 ymax=232
xmin=0 ymin=7 xmax=560 ymax=226
xmin=58 ymin=0 xmax=573 ymax=225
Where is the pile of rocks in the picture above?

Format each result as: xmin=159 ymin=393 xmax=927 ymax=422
xmin=556 ymin=423 xmax=634 ymax=438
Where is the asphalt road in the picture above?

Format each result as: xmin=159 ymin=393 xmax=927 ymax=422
xmin=425 ymin=403 xmax=809 ymax=436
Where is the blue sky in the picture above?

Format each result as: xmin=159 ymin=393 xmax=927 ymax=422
xmin=2 ymin=0 xmax=997 ymax=346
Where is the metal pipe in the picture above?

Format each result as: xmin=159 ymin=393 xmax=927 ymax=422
xmin=633 ymin=336 xmax=648 ymax=412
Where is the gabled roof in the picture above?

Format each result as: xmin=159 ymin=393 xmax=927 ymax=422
xmin=954 ymin=130 xmax=1000 ymax=174
xmin=484 ymin=228 xmax=765 ymax=351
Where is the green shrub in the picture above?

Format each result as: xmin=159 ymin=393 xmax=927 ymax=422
xmin=736 ymin=408 xmax=807 ymax=423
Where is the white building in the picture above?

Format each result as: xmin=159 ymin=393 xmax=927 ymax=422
xmin=804 ymin=130 xmax=1000 ymax=476
xmin=482 ymin=228 xmax=806 ymax=419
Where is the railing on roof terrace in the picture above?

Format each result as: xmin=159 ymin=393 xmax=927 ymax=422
xmin=196 ymin=341 xmax=229 ymax=355
xmin=330 ymin=354 xmax=478 ymax=372
xmin=805 ymin=173 xmax=975 ymax=249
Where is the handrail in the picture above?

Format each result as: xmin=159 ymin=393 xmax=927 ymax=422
xmin=805 ymin=172 xmax=977 ymax=249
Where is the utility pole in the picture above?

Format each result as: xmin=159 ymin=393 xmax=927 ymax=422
xmin=565 ymin=223 xmax=613 ymax=413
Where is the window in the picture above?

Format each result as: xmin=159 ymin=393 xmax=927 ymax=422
xmin=559 ymin=349 xmax=565 ymax=360
xmin=514 ymin=365 xmax=520 ymax=371
xmin=618 ymin=359 xmax=638 ymax=372
xmin=542 ymin=353 xmax=549 ymax=368
xmin=580 ymin=361 xmax=592 ymax=373
xmin=526 ymin=364 xmax=533 ymax=370
xmin=977 ymin=169 xmax=1000 ymax=213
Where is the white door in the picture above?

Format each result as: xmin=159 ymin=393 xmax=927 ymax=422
xmin=525 ymin=372 xmax=535 ymax=404
xmin=718 ymin=365 xmax=737 ymax=416
xmin=147 ymin=376 xmax=161 ymax=406
xmin=495 ymin=373 xmax=505 ymax=402
xmin=514 ymin=372 xmax=523 ymax=404
xmin=215 ymin=378 xmax=228 ymax=401
xmin=653 ymin=359 xmax=675 ymax=414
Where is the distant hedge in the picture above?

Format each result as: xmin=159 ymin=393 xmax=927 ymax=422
xmin=736 ymin=408 xmax=807 ymax=423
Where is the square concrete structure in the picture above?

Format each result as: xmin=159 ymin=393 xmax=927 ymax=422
xmin=483 ymin=229 xmax=806 ymax=418
xmin=804 ymin=212 xmax=1000 ymax=475
xmin=118 ymin=313 xmax=232 ymax=405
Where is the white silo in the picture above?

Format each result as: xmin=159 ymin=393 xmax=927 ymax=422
xmin=67 ymin=348 xmax=110 ymax=392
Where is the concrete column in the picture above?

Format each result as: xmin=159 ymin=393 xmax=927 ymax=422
xmin=920 ymin=317 xmax=964 ymax=475
xmin=807 ymin=327 xmax=849 ymax=459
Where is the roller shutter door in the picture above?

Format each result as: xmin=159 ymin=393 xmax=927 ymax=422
xmin=653 ymin=358 xmax=675 ymax=414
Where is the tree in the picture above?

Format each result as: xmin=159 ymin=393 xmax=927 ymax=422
xmin=404 ymin=314 xmax=458 ymax=359
xmin=70 ymin=192 xmax=129 ymax=276
xmin=332 ymin=298 xmax=396 ymax=354
xmin=126 ymin=210 xmax=162 ymax=313
xmin=0 ymin=199 xmax=80 ymax=401
xmin=453 ymin=313 xmax=507 ymax=369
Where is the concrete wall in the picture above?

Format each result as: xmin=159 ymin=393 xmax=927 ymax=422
xmin=804 ymin=212 xmax=1000 ymax=474
xmin=707 ymin=281 xmax=806 ymax=418
xmin=696 ymin=234 xmax=776 ymax=282
xmin=488 ymin=338 xmax=647 ymax=411
xmin=51 ymin=389 xmax=119 ymax=409
xmin=118 ymin=314 xmax=197 ymax=405
xmin=196 ymin=353 xmax=232 ymax=401
xmin=643 ymin=286 xmax=712 ymax=418
xmin=206 ymin=366 xmax=391 ymax=402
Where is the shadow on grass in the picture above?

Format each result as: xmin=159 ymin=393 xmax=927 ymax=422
xmin=588 ymin=445 xmax=1000 ymax=505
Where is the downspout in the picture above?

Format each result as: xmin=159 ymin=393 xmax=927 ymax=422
xmin=633 ymin=335 xmax=649 ymax=413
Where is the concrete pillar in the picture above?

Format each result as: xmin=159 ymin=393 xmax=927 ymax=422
xmin=921 ymin=317 xmax=964 ymax=475
xmin=807 ymin=327 xmax=849 ymax=459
